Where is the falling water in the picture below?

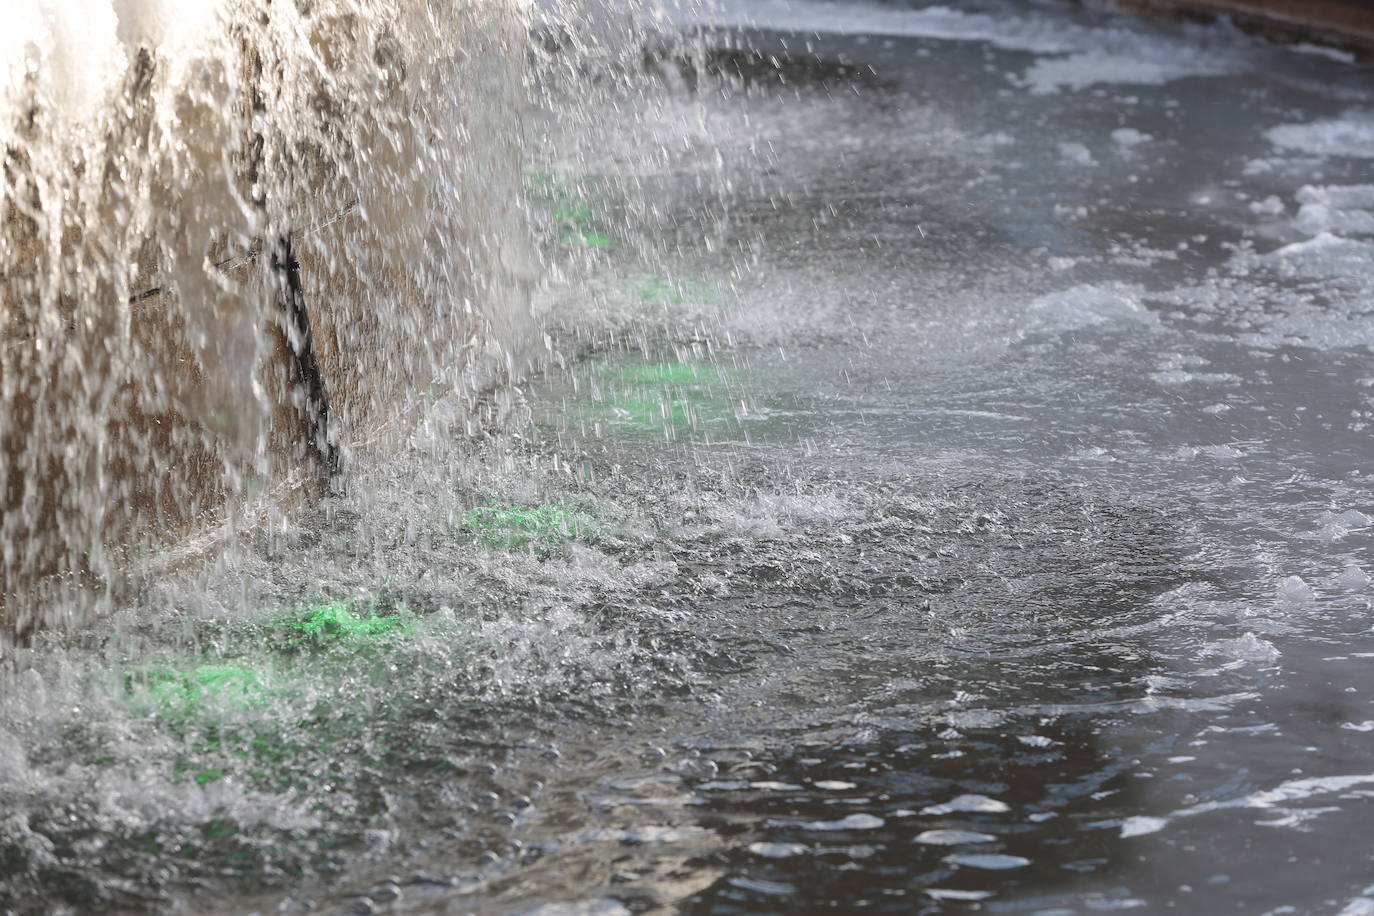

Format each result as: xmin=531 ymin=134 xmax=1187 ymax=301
xmin=0 ymin=0 xmax=537 ymax=636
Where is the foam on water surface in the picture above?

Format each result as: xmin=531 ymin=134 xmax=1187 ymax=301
xmin=706 ymin=0 xmax=1252 ymax=92
xmin=1267 ymin=110 xmax=1374 ymax=159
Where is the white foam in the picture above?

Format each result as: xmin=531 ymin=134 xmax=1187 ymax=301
xmin=1206 ymin=633 xmax=1281 ymax=663
xmin=702 ymin=1 xmax=1076 ymax=53
xmin=1317 ymin=510 xmax=1373 ymax=542
xmin=517 ymin=901 xmax=632 ymax=916
xmin=921 ymin=794 xmax=1010 ymax=815
xmin=1021 ymin=49 xmax=1232 ymax=95
xmin=1151 ymin=370 xmax=1239 ymax=386
xmin=1111 ymin=128 xmax=1151 ymax=148
xmin=800 ymin=813 xmax=884 ymax=830
xmin=706 ymin=0 xmax=1246 ymax=94
xmin=1120 ymin=815 xmax=1168 ymax=837
xmin=1335 ymin=564 xmax=1371 ymax=591
xmin=1292 ymin=185 xmax=1374 ymax=236
xmin=1026 ymin=284 xmax=1158 ymax=332
xmin=926 ymin=889 xmax=994 ymax=901
xmin=915 ymin=829 xmax=997 ymax=845
xmin=945 ymin=853 xmax=1030 ymax=869
xmin=1264 ymin=232 xmax=1374 ymax=273
xmin=1121 ymin=772 xmax=1374 ymax=838
xmin=1288 ymin=43 xmax=1356 ymax=64
xmin=1058 ymin=141 xmax=1096 ymax=166
xmin=1297 ymin=184 xmax=1374 ymax=210
xmin=1277 ymin=575 xmax=1315 ymax=604
xmin=1267 ymin=110 xmax=1374 ymax=159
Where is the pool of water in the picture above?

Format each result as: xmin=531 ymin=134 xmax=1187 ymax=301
xmin=5 ymin=1 xmax=1374 ymax=913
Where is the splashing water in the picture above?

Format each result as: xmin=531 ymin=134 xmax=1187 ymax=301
xmin=0 ymin=0 xmax=537 ymax=635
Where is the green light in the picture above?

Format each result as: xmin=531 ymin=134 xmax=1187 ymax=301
xmin=203 ymin=821 xmax=237 ymax=839
xmin=276 ymin=601 xmax=412 ymax=645
xmin=460 ymin=502 xmax=594 ymax=548
xmin=551 ymin=203 xmax=594 ymax=225
xmin=524 ymin=170 xmax=559 ymax=188
xmin=171 ymin=765 xmax=225 ymax=786
xmin=524 ymin=170 xmax=618 ymax=250
xmin=107 ymin=595 xmax=483 ymax=802
xmin=627 ymin=278 xmax=722 ymax=306
xmin=128 ymin=664 xmax=275 ymax=717
xmin=560 ymin=231 xmax=615 ymax=249
xmin=597 ymin=361 xmax=723 ymax=385
xmin=600 ymin=396 xmax=695 ymax=429
xmin=555 ymin=358 xmax=741 ymax=438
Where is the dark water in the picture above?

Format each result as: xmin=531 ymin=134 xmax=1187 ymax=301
xmin=6 ymin=2 xmax=1374 ymax=914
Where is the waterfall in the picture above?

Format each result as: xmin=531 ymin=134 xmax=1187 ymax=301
xmin=0 ymin=0 xmax=538 ymax=637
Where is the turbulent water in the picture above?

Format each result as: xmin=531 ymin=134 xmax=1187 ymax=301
xmin=5 ymin=0 xmax=1374 ymax=913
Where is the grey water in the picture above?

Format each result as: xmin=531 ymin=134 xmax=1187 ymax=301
xmin=5 ymin=1 xmax=1374 ymax=914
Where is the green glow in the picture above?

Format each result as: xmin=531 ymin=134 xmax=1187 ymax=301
xmin=597 ymin=361 xmax=724 ymax=385
xmin=99 ymin=593 xmax=483 ymax=807
xmin=170 ymin=765 xmax=224 ymax=786
xmin=627 ymin=278 xmax=722 ymax=306
xmin=599 ymin=396 xmax=695 ymax=429
xmin=461 ymin=502 xmax=594 ymax=548
xmin=524 ymin=170 xmax=571 ymax=199
xmin=274 ymin=601 xmax=413 ymax=646
xmin=557 ymin=358 xmax=741 ymax=437
xmin=560 ymin=231 xmax=615 ymax=249
xmin=524 ymin=170 xmax=617 ymax=249
xmin=203 ymin=820 xmax=237 ymax=839
xmin=552 ymin=203 xmax=594 ymax=225
xmin=128 ymin=664 xmax=275 ymax=717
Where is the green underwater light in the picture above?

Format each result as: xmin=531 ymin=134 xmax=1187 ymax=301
xmin=596 ymin=361 xmax=724 ymax=386
xmin=113 ymin=597 xmax=427 ymax=791
xmin=556 ymin=358 xmax=741 ymax=438
xmin=551 ymin=202 xmax=594 ymax=225
xmin=127 ymin=663 xmax=276 ymax=718
xmin=627 ymin=278 xmax=723 ymax=306
xmin=272 ymin=601 xmax=413 ymax=647
xmin=602 ymin=396 xmax=695 ymax=430
xmin=460 ymin=502 xmax=595 ymax=548
xmin=525 ymin=170 xmax=617 ymax=249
